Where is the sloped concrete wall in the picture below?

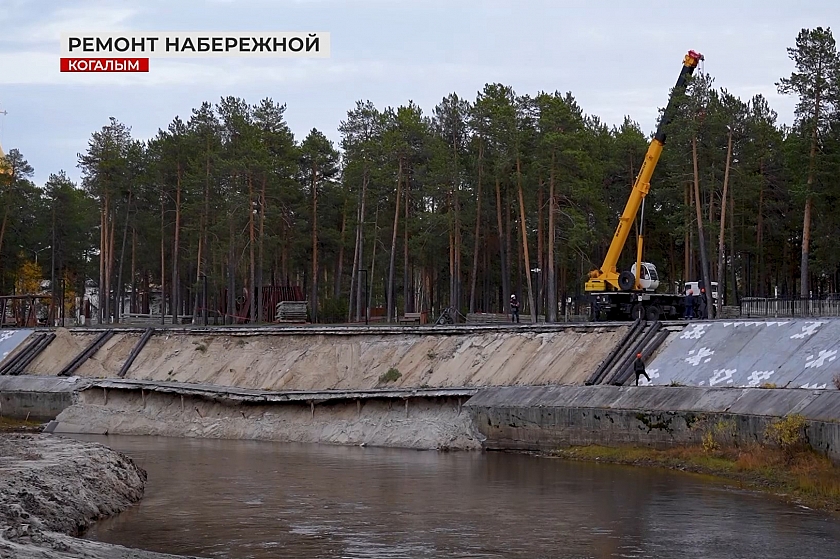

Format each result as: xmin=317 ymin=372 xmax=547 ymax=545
xmin=644 ymin=319 xmax=840 ymax=389
xmin=465 ymin=385 xmax=840 ymax=461
xmin=24 ymin=325 xmax=628 ymax=390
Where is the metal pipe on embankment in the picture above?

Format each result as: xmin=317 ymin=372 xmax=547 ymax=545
xmin=585 ymin=318 xmax=643 ymax=385
xmin=0 ymin=333 xmax=56 ymax=376
xmin=118 ymin=328 xmax=154 ymax=378
xmin=608 ymin=322 xmax=664 ymax=385
xmin=58 ymin=330 xmax=114 ymax=377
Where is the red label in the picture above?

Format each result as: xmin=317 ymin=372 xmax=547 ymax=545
xmin=60 ymin=58 xmax=150 ymax=72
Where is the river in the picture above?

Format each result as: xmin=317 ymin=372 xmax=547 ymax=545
xmin=69 ymin=435 xmax=840 ymax=558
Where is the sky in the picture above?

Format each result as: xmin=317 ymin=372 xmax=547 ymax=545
xmin=0 ymin=0 xmax=837 ymax=185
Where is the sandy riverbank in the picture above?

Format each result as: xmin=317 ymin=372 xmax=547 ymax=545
xmin=0 ymin=434 xmax=196 ymax=559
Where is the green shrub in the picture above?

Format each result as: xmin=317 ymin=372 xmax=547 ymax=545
xmin=379 ymin=368 xmax=401 ymax=383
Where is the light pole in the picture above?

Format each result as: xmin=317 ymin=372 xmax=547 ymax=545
xmin=21 ymin=245 xmax=51 ymax=263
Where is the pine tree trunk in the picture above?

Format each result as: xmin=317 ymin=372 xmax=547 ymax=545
xmin=716 ymin=128 xmax=733 ymax=315
xmin=547 ymin=151 xmax=557 ymax=322
xmin=757 ymin=161 xmax=764 ymax=297
xmin=692 ymin=136 xmax=714 ymax=314
xmin=368 ymin=203 xmax=381 ymax=320
xmin=172 ymin=164 xmax=182 ymax=323
xmin=335 ymin=203 xmax=347 ymax=299
xmin=495 ymin=176 xmax=510 ymax=305
xmin=257 ymin=176 xmax=265 ymax=321
xmin=107 ymin=201 xmax=116 ymax=323
xmin=517 ymin=158 xmax=536 ymax=323
xmin=684 ymin=183 xmax=691 ymax=282
xmin=350 ymin=171 xmax=368 ymax=322
xmin=160 ymin=194 xmax=166 ymax=323
xmin=116 ymin=189 xmax=132 ymax=323
xmin=469 ymin=143 xmax=483 ymax=314
xmin=228 ymin=214 xmax=236 ymax=324
xmin=130 ymin=227 xmax=136 ymax=313
xmin=0 ymin=207 xmax=8 ymax=271
xmin=310 ymin=162 xmax=319 ymax=323
xmin=404 ymin=170 xmax=410 ymax=314
xmin=537 ymin=181 xmax=544 ymax=319
xmin=248 ymin=173 xmax=256 ymax=323
xmin=99 ymin=198 xmax=106 ymax=323
xmin=387 ymin=159 xmax=402 ymax=322
xmin=801 ymin=83 xmax=822 ymax=298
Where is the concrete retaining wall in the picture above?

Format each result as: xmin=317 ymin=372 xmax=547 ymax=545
xmin=465 ymin=385 xmax=840 ymax=461
xmin=0 ymin=375 xmax=88 ymax=420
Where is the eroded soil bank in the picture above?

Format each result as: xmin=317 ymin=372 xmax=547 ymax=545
xmin=55 ymin=389 xmax=485 ymax=450
xmin=0 ymin=434 xmax=194 ymax=559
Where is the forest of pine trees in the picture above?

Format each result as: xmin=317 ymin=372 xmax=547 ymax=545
xmin=2 ymin=28 xmax=840 ymax=324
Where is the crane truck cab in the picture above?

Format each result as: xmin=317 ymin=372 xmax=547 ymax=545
xmin=630 ymin=262 xmax=660 ymax=291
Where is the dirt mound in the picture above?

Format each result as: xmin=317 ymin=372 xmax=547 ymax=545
xmin=0 ymin=434 xmax=190 ymax=558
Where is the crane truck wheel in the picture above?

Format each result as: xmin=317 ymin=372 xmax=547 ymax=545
xmin=618 ymin=271 xmax=635 ymax=291
xmin=645 ymin=305 xmax=662 ymax=321
xmin=631 ymin=303 xmax=645 ymax=320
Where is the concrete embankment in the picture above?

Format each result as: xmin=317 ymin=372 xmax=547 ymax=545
xmin=466 ymin=385 xmax=840 ymax=461
xmin=18 ymin=324 xmax=627 ymax=389
xmin=645 ymin=319 xmax=840 ymax=389
xmin=0 ymin=434 xmax=193 ymax=559
xmin=49 ymin=380 xmax=484 ymax=450
xmin=0 ymin=376 xmax=89 ymax=421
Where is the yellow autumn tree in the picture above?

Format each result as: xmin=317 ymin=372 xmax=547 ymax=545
xmin=16 ymin=259 xmax=43 ymax=294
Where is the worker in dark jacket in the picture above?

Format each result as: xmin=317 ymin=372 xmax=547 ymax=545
xmin=684 ymin=290 xmax=695 ymax=319
xmin=510 ymin=294 xmax=520 ymax=323
xmin=698 ymin=287 xmax=708 ymax=319
xmin=634 ymin=353 xmax=650 ymax=386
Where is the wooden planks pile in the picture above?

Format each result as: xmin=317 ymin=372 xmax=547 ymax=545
xmin=275 ymin=301 xmax=308 ymax=323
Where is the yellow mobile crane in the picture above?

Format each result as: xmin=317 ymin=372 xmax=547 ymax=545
xmin=586 ymin=50 xmax=703 ymax=321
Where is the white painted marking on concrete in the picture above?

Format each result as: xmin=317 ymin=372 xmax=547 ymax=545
xmin=791 ymin=322 xmax=824 ymax=339
xmin=709 ymin=369 xmax=736 ymax=386
xmin=0 ymin=331 xmax=15 ymax=342
xmin=747 ymin=370 xmax=775 ymax=387
xmin=680 ymin=324 xmax=710 ymax=340
xmin=805 ymin=349 xmax=837 ymax=369
xmin=723 ymin=322 xmax=733 ymax=327
xmin=800 ymin=383 xmax=828 ymax=389
xmin=685 ymin=347 xmax=714 ymax=366
xmin=638 ymin=369 xmax=660 ymax=386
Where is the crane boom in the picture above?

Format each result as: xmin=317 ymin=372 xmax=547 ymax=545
xmin=585 ymin=50 xmax=703 ymax=293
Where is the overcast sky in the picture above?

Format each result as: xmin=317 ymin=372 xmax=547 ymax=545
xmin=0 ymin=0 xmax=837 ymax=185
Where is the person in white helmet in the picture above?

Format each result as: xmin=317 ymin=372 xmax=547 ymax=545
xmin=509 ymin=294 xmax=520 ymax=323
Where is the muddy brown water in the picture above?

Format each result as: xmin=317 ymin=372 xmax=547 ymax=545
xmin=68 ymin=435 xmax=840 ymax=558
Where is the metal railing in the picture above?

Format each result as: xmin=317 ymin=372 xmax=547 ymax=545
xmin=740 ymin=297 xmax=840 ymax=318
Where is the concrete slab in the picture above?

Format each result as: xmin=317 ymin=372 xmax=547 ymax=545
xmin=465 ymin=385 xmax=840 ymax=422
xmin=647 ymin=319 xmax=840 ymax=390
xmin=47 ymin=421 xmax=108 ymax=435
xmin=0 ymin=329 xmax=34 ymax=365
